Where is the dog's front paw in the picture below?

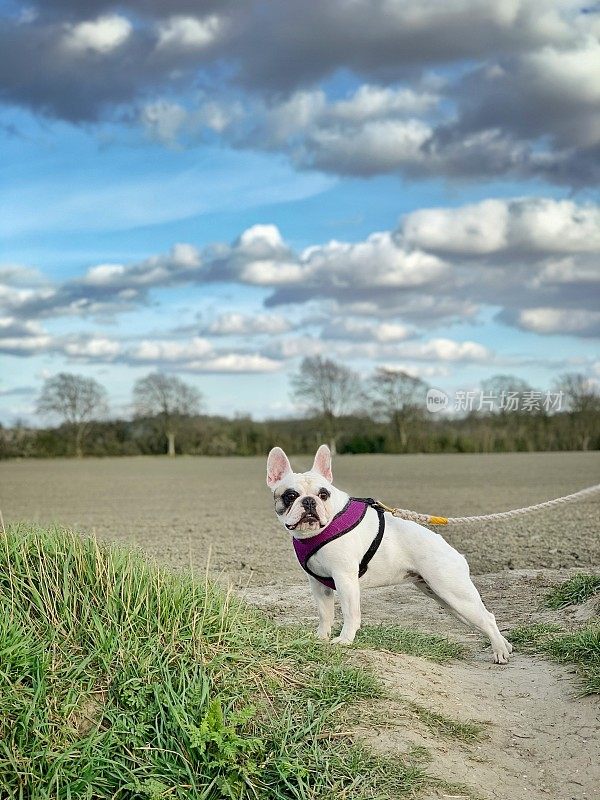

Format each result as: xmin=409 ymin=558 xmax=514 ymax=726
xmin=330 ymin=634 xmax=355 ymax=646
xmin=492 ymin=645 xmax=511 ymax=664
xmin=316 ymin=626 xmax=331 ymax=641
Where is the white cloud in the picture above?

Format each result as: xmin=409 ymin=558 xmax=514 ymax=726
xmin=304 ymin=118 xmax=432 ymax=174
xmin=262 ymin=91 xmax=326 ymax=144
xmin=526 ymin=37 xmax=600 ymax=107
xmin=2 ymin=197 xmax=598 ymax=354
xmin=185 ymin=354 xmax=281 ymax=373
xmin=262 ymin=336 xmax=325 ymax=360
xmin=0 ymin=317 xmax=43 ymax=337
xmin=141 ymin=101 xmax=189 ymax=146
xmin=5 ymin=0 xmax=599 ymax=189
xmin=83 ymin=264 xmax=126 ymax=286
xmin=0 ymin=334 xmax=53 ymax=354
xmin=398 ymin=338 xmax=492 ymax=362
xmin=187 ymin=83 xmax=442 ymax=176
xmin=63 ymin=337 xmax=121 ymax=359
xmin=404 ymin=199 xmax=509 ymax=254
xmin=376 ymin=323 xmax=413 ymax=342
xmin=0 ymin=282 xmax=43 ymax=308
xmin=240 ymin=260 xmax=305 ymax=286
xmin=534 ymin=257 xmax=599 ymax=285
xmin=237 ymin=224 xmax=286 ymax=253
xmin=207 ymin=312 xmax=290 ymax=335
xmin=156 ymin=15 xmax=221 ymax=51
xmin=62 ymin=15 xmax=132 ymax=54
xmin=377 ymin=362 xmax=451 ymax=378
xmin=516 ymin=308 xmax=600 ymax=336
xmin=301 ymin=231 xmax=448 ymax=288
xmin=224 ymin=225 xmax=303 ymax=286
xmin=375 ymin=0 xmax=576 ymax=40
xmin=79 ymin=244 xmax=202 ymax=293
xmin=507 ymin=199 xmax=600 ymax=252
xmin=259 ymin=329 xmax=491 ymax=367
xmin=141 ymin=97 xmax=244 ymax=145
xmin=329 ymin=296 xmax=479 ymax=322
xmin=195 ymin=100 xmax=241 ymax=133
xmin=403 ymin=198 xmax=600 ymax=254
xmin=0 ymin=264 xmax=46 ymax=286
xmin=169 ymin=243 xmax=202 ymax=268
xmin=321 ymin=318 xmax=412 ymax=342
xmin=328 ymin=84 xmax=439 ymax=121
xmin=130 ymin=337 xmax=213 ymax=363
xmin=253 ymin=84 xmax=438 ymax=152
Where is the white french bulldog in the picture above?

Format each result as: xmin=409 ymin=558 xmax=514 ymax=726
xmin=267 ymin=444 xmax=512 ymax=664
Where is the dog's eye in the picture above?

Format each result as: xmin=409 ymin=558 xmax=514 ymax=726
xmin=318 ymin=489 xmax=330 ymax=501
xmin=282 ymin=490 xmax=299 ymax=506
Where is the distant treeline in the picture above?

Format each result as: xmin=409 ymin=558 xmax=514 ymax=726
xmin=2 ymin=406 xmax=598 ymax=458
xmin=1 ymin=362 xmax=598 ymax=457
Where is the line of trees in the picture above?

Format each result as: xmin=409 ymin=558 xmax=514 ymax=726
xmin=32 ymin=371 xmax=202 ymax=458
xmin=288 ymin=357 xmax=600 ymax=454
xmin=1 ymin=358 xmax=599 ymax=459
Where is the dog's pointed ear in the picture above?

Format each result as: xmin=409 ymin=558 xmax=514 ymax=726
xmin=267 ymin=447 xmax=293 ymax=488
xmin=312 ymin=444 xmax=333 ymax=482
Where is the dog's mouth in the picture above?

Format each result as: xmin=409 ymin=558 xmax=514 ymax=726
xmin=286 ymin=512 xmax=325 ymax=531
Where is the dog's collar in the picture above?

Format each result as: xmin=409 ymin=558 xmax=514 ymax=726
xmin=292 ymin=497 xmax=385 ymax=590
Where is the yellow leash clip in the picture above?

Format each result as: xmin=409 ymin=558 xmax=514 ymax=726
xmin=374 ymin=500 xmax=448 ymax=526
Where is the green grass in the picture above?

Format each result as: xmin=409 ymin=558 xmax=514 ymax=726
xmin=543 ymin=574 xmax=600 ymax=610
xmin=510 ymin=623 xmax=600 ymax=695
xmin=406 ymin=703 xmax=484 ymax=743
xmin=305 ymin=665 xmax=383 ymax=704
xmin=509 ymin=622 xmax=563 ymax=647
xmin=0 ymin=523 xmax=430 ymax=800
xmin=354 ymin=625 xmax=464 ymax=662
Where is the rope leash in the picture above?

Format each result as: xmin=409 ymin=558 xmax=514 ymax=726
xmin=374 ymin=483 xmax=600 ymax=527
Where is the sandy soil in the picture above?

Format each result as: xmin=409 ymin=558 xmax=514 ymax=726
xmin=244 ymin=569 xmax=600 ymax=800
xmin=1 ymin=452 xmax=599 ymax=585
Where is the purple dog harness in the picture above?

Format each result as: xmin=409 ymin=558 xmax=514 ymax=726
xmin=292 ymin=498 xmax=385 ymax=590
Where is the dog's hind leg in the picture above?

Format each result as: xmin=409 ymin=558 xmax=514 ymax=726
xmin=416 ymin=563 xmax=512 ymax=664
xmin=309 ymin=576 xmax=335 ymax=640
xmin=411 ymin=574 xmax=472 ymax=625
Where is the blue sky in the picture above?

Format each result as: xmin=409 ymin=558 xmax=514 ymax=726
xmin=1 ymin=1 xmax=599 ymax=423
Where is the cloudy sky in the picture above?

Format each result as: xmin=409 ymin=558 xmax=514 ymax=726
xmin=1 ymin=0 xmax=599 ymax=422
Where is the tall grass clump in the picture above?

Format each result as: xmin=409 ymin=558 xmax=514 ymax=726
xmin=0 ymin=524 xmax=427 ymax=799
xmin=544 ymin=574 xmax=600 ymax=610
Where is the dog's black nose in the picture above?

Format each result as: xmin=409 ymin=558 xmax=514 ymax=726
xmin=302 ymin=496 xmax=317 ymax=511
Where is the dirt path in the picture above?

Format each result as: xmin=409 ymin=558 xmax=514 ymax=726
xmin=244 ymin=569 xmax=599 ymax=800
xmin=357 ymin=651 xmax=597 ymax=800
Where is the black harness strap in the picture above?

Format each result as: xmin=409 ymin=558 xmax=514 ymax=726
xmin=358 ymin=499 xmax=385 ymax=579
xmin=297 ymin=497 xmax=386 ymax=589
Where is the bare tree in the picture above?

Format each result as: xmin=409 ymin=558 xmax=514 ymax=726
xmin=480 ymin=374 xmax=533 ymax=413
xmin=290 ymin=356 xmax=358 ymax=452
xmin=554 ymin=372 xmax=600 ymax=450
xmin=36 ymin=372 xmax=108 ymax=457
xmin=557 ymin=373 xmax=600 ymax=413
xmin=133 ymin=372 xmax=202 ymax=456
xmin=477 ymin=374 xmax=537 ymax=451
xmin=369 ymin=368 xmax=428 ymax=450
